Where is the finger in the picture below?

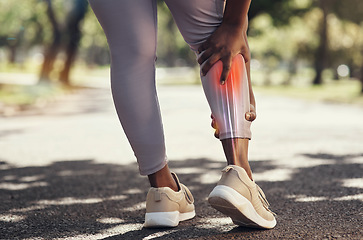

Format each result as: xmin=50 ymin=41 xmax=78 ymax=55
xmin=245 ymin=111 xmax=256 ymax=122
xmin=197 ymin=41 xmax=209 ymax=54
xmin=211 ymin=118 xmax=217 ymax=129
xmin=201 ymin=54 xmax=221 ymax=76
xmin=219 ymin=56 xmax=233 ymax=84
xmin=197 ymin=49 xmax=212 ymax=65
xmin=214 ymin=128 xmax=220 ymax=139
xmin=211 ymin=114 xmax=217 ymax=129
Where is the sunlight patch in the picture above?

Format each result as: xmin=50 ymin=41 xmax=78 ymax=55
xmin=199 ymin=217 xmax=231 ymax=226
xmin=0 ymin=164 xmax=10 ymax=170
xmin=142 ymin=230 xmax=178 ymax=240
xmin=123 ymin=188 xmax=143 ymax=194
xmin=57 ymin=169 xmax=104 ymax=177
xmin=334 ymin=194 xmax=363 ymax=202
xmin=341 ymin=178 xmax=363 ymax=189
xmin=0 ymin=181 xmax=48 ymax=190
xmin=37 ymin=197 xmax=103 ymax=205
xmin=0 ymin=214 xmax=25 ymax=222
xmin=197 ymin=217 xmax=234 ymax=231
xmin=11 ymin=195 xmax=127 ymax=213
xmin=277 ymin=156 xmax=335 ymax=169
xmin=121 ymin=202 xmax=146 ymax=212
xmin=19 ymin=175 xmax=45 ymax=182
xmin=345 ymin=156 xmax=363 ymax=164
xmin=57 ymin=170 xmax=74 ymax=176
xmin=287 ymin=194 xmax=328 ymax=202
xmin=200 ymin=171 xmax=221 ymax=184
xmin=253 ymin=168 xmax=294 ymax=182
xmin=106 ymin=195 xmax=128 ymax=201
xmin=205 ymin=162 xmax=225 ymax=169
xmin=55 ymin=223 xmax=143 ymax=240
xmin=3 ymin=175 xmax=17 ymax=181
xmin=102 ymin=223 xmax=143 ymax=236
xmin=10 ymin=205 xmax=45 ymax=213
xmin=97 ymin=217 xmax=125 ymax=224
xmin=172 ymin=167 xmax=205 ymax=174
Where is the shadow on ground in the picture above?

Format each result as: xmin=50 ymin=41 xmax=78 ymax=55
xmin=0 ymin=154 xmax=362 ymax=239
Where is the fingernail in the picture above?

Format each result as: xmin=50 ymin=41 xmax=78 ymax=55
xmin=221 ymin=81 xmax=225 ymax=85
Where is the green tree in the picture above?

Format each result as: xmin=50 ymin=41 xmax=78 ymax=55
xmin=0 ymin=0 xmax=47 ymax=64
xmin=330 ymin=0 xmax=363 ymax=93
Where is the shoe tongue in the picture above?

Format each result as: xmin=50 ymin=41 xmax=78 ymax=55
xmin=170 ymin=172 xmax=181 ymax=191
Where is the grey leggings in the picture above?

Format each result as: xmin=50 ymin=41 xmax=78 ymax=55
xmin=89 ymin=0 xmax=251 ymax=175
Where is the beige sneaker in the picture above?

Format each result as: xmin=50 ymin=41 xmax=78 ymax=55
xmin=144 ymin=173 xmax=195 ymax=228
xmin=208 ymin=165 xmax=276 ymax=229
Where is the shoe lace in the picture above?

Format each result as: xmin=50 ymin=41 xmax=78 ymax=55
xmin=256 ymin=184 xmax=276 ymax=216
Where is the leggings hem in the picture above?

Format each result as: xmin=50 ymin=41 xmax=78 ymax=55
xmin=139 ymin=158 xmax=168 ymax=176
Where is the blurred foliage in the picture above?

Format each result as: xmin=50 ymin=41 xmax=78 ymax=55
xmin=0 ymin=0 xmax=362 ymax=92
xmin=79 ymin=5 xmax=109 ymax=66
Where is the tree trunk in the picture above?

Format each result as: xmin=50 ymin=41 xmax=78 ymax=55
xmin=313 ymin=0 xmax=328 ymax=85
xmin=7 ymin=29 xmax=24 ymax=64
xmin=283 ymin=59 xmax=297 ymax=85
xmin=59 ymin=0 xmax=88 ymax=85
xmin=39 ymin=0 xmax=61 ymax=82
xmin=8 ymin=45 xmax=16 ymax=64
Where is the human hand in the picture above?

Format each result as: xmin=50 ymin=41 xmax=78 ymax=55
xmin=197 ymin=20 xmax=250 ymax=84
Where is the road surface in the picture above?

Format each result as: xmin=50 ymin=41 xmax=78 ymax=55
xmin=0 ymin=85 xmax=362 ymax=239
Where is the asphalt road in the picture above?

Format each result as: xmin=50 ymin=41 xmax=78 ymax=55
xmin=0 ymin=85 xmax=362 ymax=239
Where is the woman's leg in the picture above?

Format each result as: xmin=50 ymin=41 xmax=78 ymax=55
xmin=165 ymin=2 xmax=276 ymax=229
xmin=165 ymin=0 xmax=253 ymax=177
xmin=88 ymin=0 xmax=176 ymax=190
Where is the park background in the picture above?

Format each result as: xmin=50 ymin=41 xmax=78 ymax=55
xmin=0 ymin=0 xmax=363 ymax=111
xmin=0 ymin=0 xmax=363 ymax=239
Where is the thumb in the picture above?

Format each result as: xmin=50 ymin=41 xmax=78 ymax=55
xmin=245 ymin=104 xmax=256 ymax=122
xmin=245 ymin=112 xmax=256 ymax=122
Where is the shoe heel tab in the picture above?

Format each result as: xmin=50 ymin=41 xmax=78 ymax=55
xmin=154 ymin=189 xmax=162 ymax=202
xmin=222 ymin=166 xmax=234 ymax=173
xmin=222 ymin=165 xmax=252 ymax=183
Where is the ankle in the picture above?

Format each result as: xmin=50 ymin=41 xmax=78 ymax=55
xmin=227 ymin=162 xmax=253 ymax=180
xmin=148 ymin=165 xmax=179 ymax=192
xmin=222 ymin=138 xmax=253 ymax=180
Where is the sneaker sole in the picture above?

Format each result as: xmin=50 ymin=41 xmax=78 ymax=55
xmin=208 ymin=185 xmax=276 ymax=229
xmin=144 ymin=210 xmax=195 ymax=228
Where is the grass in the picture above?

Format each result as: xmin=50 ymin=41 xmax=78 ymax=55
xmin=0 ymin=82 xmax=66 ymax=108
xmin=254 ymin=80 xmax=363 ymax=106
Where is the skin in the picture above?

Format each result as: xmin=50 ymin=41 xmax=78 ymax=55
xmin=149 ymin=0 xmax=255 ymax=190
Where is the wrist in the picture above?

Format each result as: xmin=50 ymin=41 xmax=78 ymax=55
xmin=220 ymin=20 xmax=244 ymax=34
xmin=223 ymin=0 xmax=250 ymax=29
xmin=222 ymin=15 xmax=246 ymax=28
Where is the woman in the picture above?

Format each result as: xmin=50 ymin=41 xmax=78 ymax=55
xmin=88 ymin=0 xmax=276 ymax=229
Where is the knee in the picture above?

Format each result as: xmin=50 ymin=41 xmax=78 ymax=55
xmin=109 ymin=38 xmax=157 ymax=65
